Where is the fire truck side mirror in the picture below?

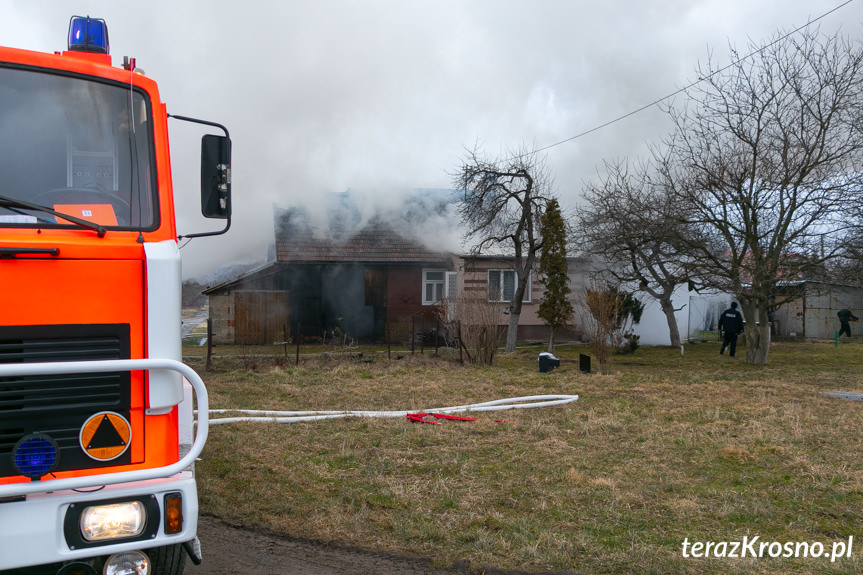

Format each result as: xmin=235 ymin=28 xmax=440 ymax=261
xmin=201 ymin=134 xmax=231 ymax=219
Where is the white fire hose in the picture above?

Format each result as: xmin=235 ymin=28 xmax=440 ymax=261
xmin=206 ymin=394 xmax=578 ymax=425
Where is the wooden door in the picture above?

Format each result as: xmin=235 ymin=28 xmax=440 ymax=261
xmin=235 ymin=291 xmax=290 ymax=345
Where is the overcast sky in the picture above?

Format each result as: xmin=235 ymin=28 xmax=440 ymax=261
xmin=3 ymin=1 xmax=863 ymax=279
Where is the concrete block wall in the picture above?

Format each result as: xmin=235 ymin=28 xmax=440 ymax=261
xmin=208 ymin=294 xmax=236 ymax=345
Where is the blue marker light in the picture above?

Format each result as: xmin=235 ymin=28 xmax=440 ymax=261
xmin=12 ymin=433 xmax=59 ymax=480
xmin=68 ymin=16 xmax=110 ymax=55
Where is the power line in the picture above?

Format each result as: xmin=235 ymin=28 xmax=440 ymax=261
xmin=532 ymin=0 xmax=856 ymax=155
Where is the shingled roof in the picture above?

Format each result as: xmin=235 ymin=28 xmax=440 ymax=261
xmin=275 ymin=212 xmax=451 ymax=264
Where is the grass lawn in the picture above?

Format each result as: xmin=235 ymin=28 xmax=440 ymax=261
xmin=186 ymin=339 xmax=863 ymax=574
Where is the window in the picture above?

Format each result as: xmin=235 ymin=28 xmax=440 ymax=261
xmin=422 ymin=269 xmax=446 ymax=305
xmin=364 ymin=268 xmax=385 ymax=306
xmin=0 ymin=66 xmax=157 ymax=231
xmin=488 ymin=269 xmax=530 ymax=302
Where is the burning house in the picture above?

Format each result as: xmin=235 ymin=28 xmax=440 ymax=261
xmin=204 ymin=195 xmax=458 ymax=345
xmin=203 ymin=191 xmax=615 ymax=347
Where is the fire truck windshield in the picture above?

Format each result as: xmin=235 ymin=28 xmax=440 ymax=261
xmin=0 ymin=65 xmax=157 ymax=231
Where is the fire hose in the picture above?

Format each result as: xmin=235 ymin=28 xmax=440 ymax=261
xmin=206 ymin=394 xmax=578 ymax=425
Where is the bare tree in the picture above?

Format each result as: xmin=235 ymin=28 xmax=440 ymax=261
xmin=580 ymin=283 xmax=643 ymax=372
xmin=659 ymin=28 xmax=863 ymax=364
xmin=577 ymin=159 xmax=693 ymax=347
xmin=835 ymin=202 xmax=863 ymax=284
xmin=453 ymin=145 xmax=553 ymax=352
xmin=580 ymin=285 xmax=617 ymax=373
xmin=440 ymin=295 xmax=501 ymax=365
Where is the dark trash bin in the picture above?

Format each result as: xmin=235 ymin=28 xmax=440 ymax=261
xmin=538 ymin=352 xmax=560 ymax=373
xmin=579 ymin=353 xmax=591 ymax=373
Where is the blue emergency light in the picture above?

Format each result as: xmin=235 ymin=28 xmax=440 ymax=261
xmin=68 ymin=16 xmax=109 ymax=54
xmin=12 ymin=433 xmax=59 ymax=480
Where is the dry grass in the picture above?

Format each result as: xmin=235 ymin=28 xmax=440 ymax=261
xmin=188 ymin=340 xmax=863 ymax=574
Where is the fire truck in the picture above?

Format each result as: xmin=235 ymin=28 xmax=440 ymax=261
xmin=0 ymin=16 xmax=230 ymax=575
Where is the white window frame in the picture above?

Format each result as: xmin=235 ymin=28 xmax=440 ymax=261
xmin=488 ymin=269 xmax=531 ymax=303
xmin=422 ymin=268 xmax=446 ymax=305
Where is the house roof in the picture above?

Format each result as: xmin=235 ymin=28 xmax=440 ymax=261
xmin=201 ymin=261 xmax=285 ymax=295
xmin=276 ymin=214 xmax=452 ymax=264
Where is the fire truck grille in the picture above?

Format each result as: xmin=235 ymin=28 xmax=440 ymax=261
xmin=0 ymin=324 xmax=132 ymax=478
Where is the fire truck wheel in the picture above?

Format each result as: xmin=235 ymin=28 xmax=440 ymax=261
xmin=147 ymin=543 xmax=187 ymax=575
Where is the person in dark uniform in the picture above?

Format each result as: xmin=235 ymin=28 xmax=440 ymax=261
xmin=838 ymin=308 xmax=858 ymax=337
xmin=718 ymin=302 xmax=745 ymax=357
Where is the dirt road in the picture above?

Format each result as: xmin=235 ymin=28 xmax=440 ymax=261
xmin=185 ymin=515 xmax=460 ymax=575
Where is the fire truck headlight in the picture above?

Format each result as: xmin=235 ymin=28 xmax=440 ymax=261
xmin=104 ymin=551 xmax=151 ymax=575
xmin=80 ymin=501 xmax=146 ymax=541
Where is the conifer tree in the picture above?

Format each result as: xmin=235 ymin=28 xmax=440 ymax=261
xmin=537 ymin=198 xmax=573 ymax=352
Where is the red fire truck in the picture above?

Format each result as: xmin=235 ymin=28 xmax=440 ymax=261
xmin=0 ymin=16 xmax=230 ymax=575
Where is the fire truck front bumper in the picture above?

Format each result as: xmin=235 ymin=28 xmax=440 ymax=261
xmin=0 ymin=472 xmax=199 ymax=571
